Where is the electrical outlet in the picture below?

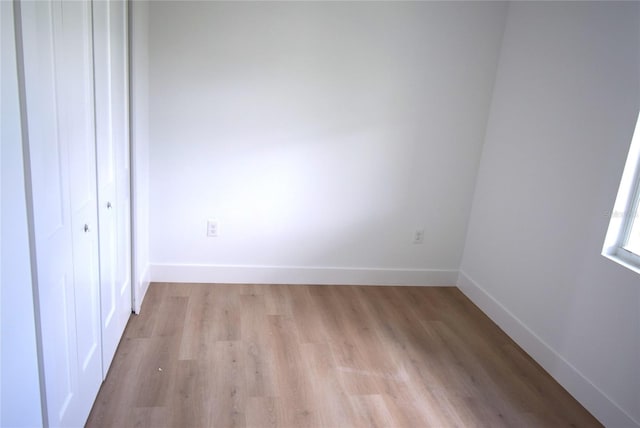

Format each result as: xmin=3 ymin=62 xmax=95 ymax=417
xmin=207 ymin=219 xmax=219 ymax=237
xmin=413 ymin=229 xmax=424 ymax=244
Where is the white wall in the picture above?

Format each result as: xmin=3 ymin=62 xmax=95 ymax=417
xmin=131 ymin=0 xmax=151 ymax=311
xmin=147 ymin=1 xmax=508 ymax=285
xmin=0 ymin=0 xmax=44 ymax=425
xmin=459 ymin=2 xmax=640 ymax=427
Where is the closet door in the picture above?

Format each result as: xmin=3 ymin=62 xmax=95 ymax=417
xmin=19 ymin=0 xmax=102 ymax=426
xmin=93 ymin=0 xmax=132 ymax=378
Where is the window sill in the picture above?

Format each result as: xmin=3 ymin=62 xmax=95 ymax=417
xmin=602 ymin=247 xmax=640 ymax=276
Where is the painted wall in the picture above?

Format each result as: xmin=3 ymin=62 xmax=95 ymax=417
xmin=0 ymin=0 xmax=44 ymax=425
xmin=459 ymin=2 xmax=640 ymax=426
xmin=147 ymin=1 xmax=508 ymax=284
xmin=131 ymin=0 xmax=151 ymax=311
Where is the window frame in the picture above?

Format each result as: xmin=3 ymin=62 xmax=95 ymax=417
xmin=603 ymin=111 xmax=640 ymax=274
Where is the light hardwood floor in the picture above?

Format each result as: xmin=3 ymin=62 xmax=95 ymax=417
xmin=86 ymin=283 xmax=601 ymax=427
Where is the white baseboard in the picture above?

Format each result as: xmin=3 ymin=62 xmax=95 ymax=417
xmin=133 ymin=265 xmax=150 ymax=314
xmin=150 ymin=263 xmax=458 ymax=286
xmin=457 ymin=270 xmax=640 ymax=428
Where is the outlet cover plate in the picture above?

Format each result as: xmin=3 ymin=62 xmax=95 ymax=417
xmin=207 ymin=219 xmax=219 ymax=237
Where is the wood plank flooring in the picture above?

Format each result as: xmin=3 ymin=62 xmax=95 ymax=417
xmin=86 ymin=283 xmax=601 ymax=427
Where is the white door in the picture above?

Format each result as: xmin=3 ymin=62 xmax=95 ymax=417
xmin=111 ymin=0 xmax=133 ymax=365
xmin=93 ymin=0 xmax=132 ymax=378
xmin=19 ymin=1 xmax=103 ymax=426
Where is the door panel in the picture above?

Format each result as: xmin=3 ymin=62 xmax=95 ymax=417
xmin=20 ymin=1 xmax=78 ymax=424
xmin=112 ymin=0 xmax=133 ymax=346
xmin=93 ymin=0 xmax=132 ymax=377
xmin=19 ymin=1 xmax=102 ymax=425
xmin=93 ymin=0 xmax=119 ymax=376
xmin=59 ymin=4 xmax=102 ymax=404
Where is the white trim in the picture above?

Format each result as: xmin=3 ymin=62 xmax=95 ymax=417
xmin=134 ymin=264 xmax=150 ymax=314
xmin=457 ymin=270 xmax=640 ymax=428
xmin=13 ymin=0 xmax=48 ymax=423
xmin=602 ymin=112 xmax=640 ymax=273
xmin=150 ymin=263 xmax=458 ymax=286
xmin=603 ymin=248 xmax=640 ymax=277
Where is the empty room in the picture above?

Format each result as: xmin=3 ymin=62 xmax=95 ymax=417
xmin=2 ymin=0 xmax=639 ymax=427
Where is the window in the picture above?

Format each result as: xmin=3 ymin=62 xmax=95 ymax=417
xmin=603 ymin=111 xmax=640 ymax=272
